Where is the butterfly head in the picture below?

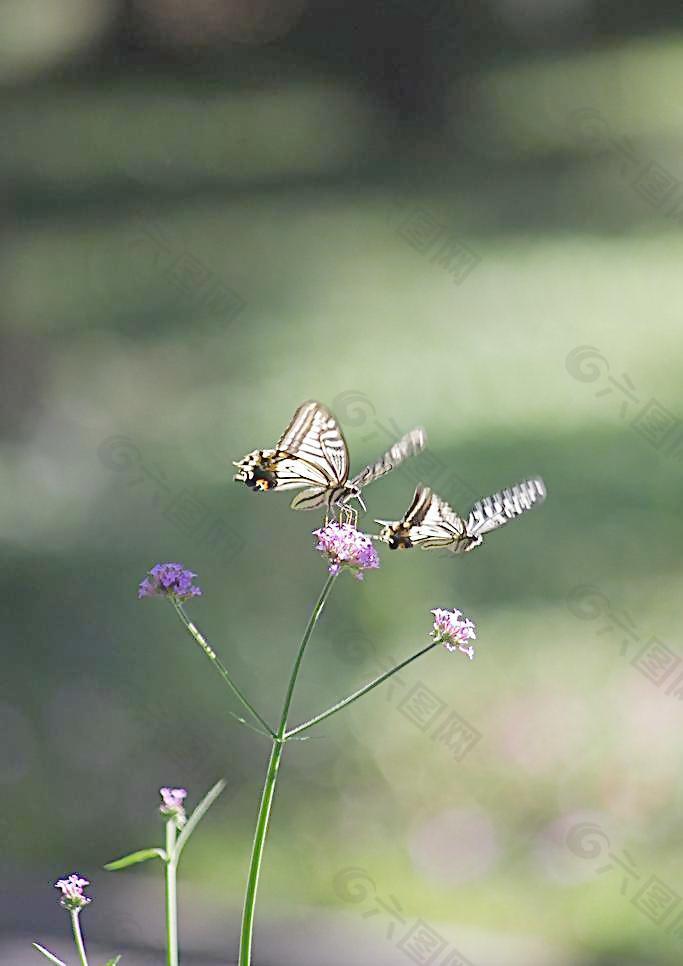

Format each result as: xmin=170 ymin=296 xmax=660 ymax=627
xmin=338 ymin=482 xmax=366 ymax=513
xmin=374 ymin=519 xmax=413 ymax=550
xmin=233 ymin=450 xmax=279 ymax=492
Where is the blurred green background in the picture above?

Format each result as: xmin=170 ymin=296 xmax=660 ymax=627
xmin=3 ymin=0 xmax=683 ymax=963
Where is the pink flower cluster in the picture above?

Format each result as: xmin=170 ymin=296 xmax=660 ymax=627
xmin=313 ymin=522 xmax=380 ymax=580
xmin=54 ymin=874 xmax=91 ymax=911
xmin=431 ymin=608 xmax=477 ymax=660
xmin=160 ymin=786 xmax=188 ymax=827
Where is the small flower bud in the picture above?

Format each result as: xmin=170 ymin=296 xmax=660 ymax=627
xmin=159 ymin=787 xmax=188 ymax=828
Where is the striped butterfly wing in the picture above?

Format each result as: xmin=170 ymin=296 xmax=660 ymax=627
xmin=350 ymin=427 xmax=427 ymax=492
xmin=272 ymin=400 xmax=354 ymax=509
xmin=276 ymin=400 xmax=349 ymax=483
xmin=464 ymin=477 xmax=546 ymax=543
xmin=400 ymin=484 xmax=466 ymax=548
xmin=273 ymin=400 xmax=349 ymax=494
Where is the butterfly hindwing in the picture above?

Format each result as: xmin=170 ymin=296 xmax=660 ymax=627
xmin=252 ymin=453 xmax=332 ymax=491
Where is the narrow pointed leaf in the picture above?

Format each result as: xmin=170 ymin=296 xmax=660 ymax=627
xmin=104 ymin=847 xmax=166 ymax=871
xmin=104 ymin=957 xmax=122 ymax=965
xmin=228 ymin=710 xmax=271 ymax=738
xmin=175 ymin=779 xmax=226 ymax=861
xmin=32 ymin=943 xmax=67 ymax=965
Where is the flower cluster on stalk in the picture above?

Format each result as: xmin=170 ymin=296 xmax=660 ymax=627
xmin=431 ymin=608 xmax=477 ymax=659
xmin=313 ymin=522 xmax=380 ymax=580
xmin=54 ymin=875 xmax=91 ymax=912
xmin=138 ymin=563 xmax=202 ymax=602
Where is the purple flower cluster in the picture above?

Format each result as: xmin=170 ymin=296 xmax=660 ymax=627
xmin=138 ymin=563 xmax=202 ymax=602
xmin=159 ymin=786 xmax=188 ymax=828
xmin=54 ymin=874 xmax=91 ymax=912
xmin=314 ymin=522 xmax=380 ymax=580
xmin=431 ymin=608 xmax=477 ymax=659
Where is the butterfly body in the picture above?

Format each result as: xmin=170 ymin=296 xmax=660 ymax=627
xmin=385 ymin=530 xmax=414 ymax=550
xmin=237 ymin=450 xmax=281 ymax=492
xmin=377 ymin=477 xmax=546 ymax=553
xmin=234 ymin=400 xmax=426 ymax=512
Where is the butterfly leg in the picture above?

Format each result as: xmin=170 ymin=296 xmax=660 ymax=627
xmin=345 ymin=506 xmax=358 ymax=528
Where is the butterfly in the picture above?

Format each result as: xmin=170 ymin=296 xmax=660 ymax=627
xmin=233 ymin=400 xmax=427 ymax=512
xmin=376 ymin=477 xmax=546 ymax=553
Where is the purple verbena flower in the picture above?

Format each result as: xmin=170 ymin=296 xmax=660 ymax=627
xmin=431 ymin=607 xmax=477 ymax=659
xmin=54 ymin=874 xmax=91 ymax=912
xmin=138 ymin=563 xmax=202 ymax=602
xmin=160 ymin=786 xmax=188 ymax=828
xmin=313 ymin=522 xmax=380 ymax=580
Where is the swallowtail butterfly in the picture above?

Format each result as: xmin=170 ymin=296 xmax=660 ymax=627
xmin=377 ymin=477 xmax=546 ymax=553
xmin=234 ymin=400 xmax=427 ymax=512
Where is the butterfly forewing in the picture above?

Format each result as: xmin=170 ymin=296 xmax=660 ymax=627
xmin=466 ymin=477 xmax=546 ymax=538
xmin=377 ymin=484 xmax=464 ymax=549
xmin=350 ymin=427 xmax=426 ymax=489
xmin=277 ymin=400 xmax=349 ymax=485
xmin=403 ymin=483 xmax=433 ymax=525
xmin=404 ymin=485 xmax=466 ymax=547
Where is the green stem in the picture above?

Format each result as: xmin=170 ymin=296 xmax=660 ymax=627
xmin=277 ymin=573 xmax=337 ymax=735
xmin=237 ymin=740 xmax=283 ymax=966
xmin=70 ymin=911 xmax=89 ymax=966
xmin=238 ymin=573 xmax=337 ymax=966
xmin=165 ymin=821 xmax=178 ymax=966
xmin=285 ymin=640 xmax=439 ymax=739
xmin=172 ymin=600 xmax=276 ymax=739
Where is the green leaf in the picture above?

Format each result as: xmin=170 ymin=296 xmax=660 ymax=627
xmin=104 ymin=957 xmax=122 ymax=965
xmin=32 ymin=943 xmax=67 ymax=965
xmin=175 ymin=778 xmax=226 ymax=861
xmin=104 ymin=847 xmax=166 ymax=871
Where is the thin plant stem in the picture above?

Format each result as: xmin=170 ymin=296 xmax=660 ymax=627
xmin=69 ymin=911 xmax=89 ymax=966
xmin=165 ymin=820 xmax=179 ymax=966
xmin=237 ymin=740 xmax=283 ymax=966
xmin=285 ymin=640 xmax=439 ymax=739
xmin=277 ymin=573 xmax=337 ymax=735
xmin=238 ymin=572 xmax=337 ymax=966
xmin=172 ymin=600 xmax=276 ymax=739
